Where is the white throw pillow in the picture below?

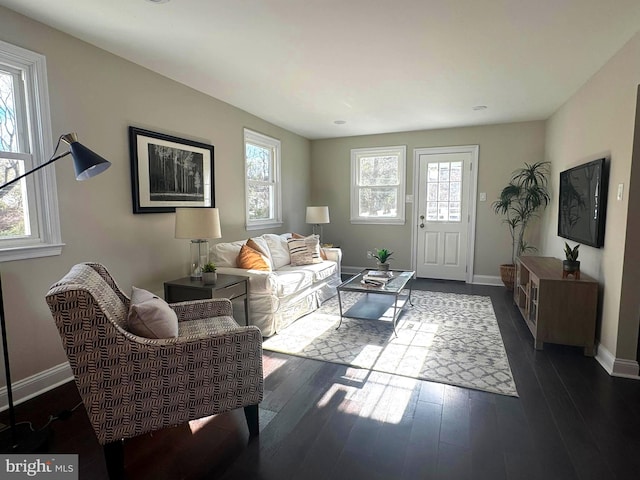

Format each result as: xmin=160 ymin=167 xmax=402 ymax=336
xmin=264 ymin=233 xmax=292 ymax=269
xmin=287 ymin=235 xmax=322 ymax=266
xmin=127 ymin=286 xmax=179 ymax=338
xmin=210 ymin=241 xmax=243 ymax=267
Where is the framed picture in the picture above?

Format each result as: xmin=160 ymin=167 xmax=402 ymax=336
xmin=129 ymin=127 xmax=215 ymax=213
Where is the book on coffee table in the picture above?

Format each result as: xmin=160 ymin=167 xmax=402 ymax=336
xmin=366 ymin=270 xmax=393 ymax=277
xmin=362 ymin=274 xmax=390 ymax=286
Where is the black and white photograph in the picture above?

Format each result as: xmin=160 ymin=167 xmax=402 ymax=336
xmin=129 ymin=126 xmax=214 ymax=213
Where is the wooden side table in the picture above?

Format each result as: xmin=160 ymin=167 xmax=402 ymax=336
xmin=164 ymin=274 xmax=250 ymax=326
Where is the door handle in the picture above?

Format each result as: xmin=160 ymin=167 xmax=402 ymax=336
xmin=419 ymin=215 xmax=425 ymax=228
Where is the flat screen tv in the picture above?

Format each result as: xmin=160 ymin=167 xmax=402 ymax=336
xmin=558 ymin=158 xmax=608 ymax=247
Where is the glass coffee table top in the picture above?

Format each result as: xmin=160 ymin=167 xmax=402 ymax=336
xmin=336 ymin=269 xmax=415 ymax=334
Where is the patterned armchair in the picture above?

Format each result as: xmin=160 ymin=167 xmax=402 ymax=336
xmin=45 ymin=263 xmax=263 ymax=479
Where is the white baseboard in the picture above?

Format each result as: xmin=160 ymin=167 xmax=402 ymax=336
xmin=342 ymin=265 xmax=368 ymax=275
xmin=595 ymin=342 xmax=640 ymax=379
xmin=0 ymin=362 xmax=73 ymax=411
xmin=471 ymin=275 xmax=503 ymax=286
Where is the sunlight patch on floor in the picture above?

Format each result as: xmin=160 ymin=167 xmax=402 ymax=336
xmin=316 ymin=373 xmax=417 ymax=424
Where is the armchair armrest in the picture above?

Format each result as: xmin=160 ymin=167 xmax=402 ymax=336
xmin=170 ymin=298 xmax=232 ymax=320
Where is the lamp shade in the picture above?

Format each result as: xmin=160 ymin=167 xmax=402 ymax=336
xmin=175 ymin=207 xmax=222 ymax=239
xmin=306 ymin=206 xmax=330 ymax=224
xmin=69 ymin=141 xmax=111 ymax=181
xmin=59 ymin=132 xmax=111 ymax=181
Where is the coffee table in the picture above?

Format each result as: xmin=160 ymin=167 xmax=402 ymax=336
xmin=336 ymin=269 xmax=415 ymax=334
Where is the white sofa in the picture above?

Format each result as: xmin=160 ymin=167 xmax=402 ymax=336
xmin=210 ymin=233 xmax=342 ymax=337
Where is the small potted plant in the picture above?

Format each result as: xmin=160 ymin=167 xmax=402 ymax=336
xmin=373 ymin=248 xmax=394 ymax=271
xmin=562 ymin=242 xmax=580 ymax=279
xmin=202 ymin=262 xmax=217 ymax=285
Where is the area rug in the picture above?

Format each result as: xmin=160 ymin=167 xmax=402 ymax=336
xmin=262 ymin=290 xmax=518 ymax=397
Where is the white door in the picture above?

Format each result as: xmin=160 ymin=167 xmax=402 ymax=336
xmin=414 ymin=146 xmax=477 ymax=281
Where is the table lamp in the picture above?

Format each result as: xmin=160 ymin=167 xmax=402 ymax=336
xmin=306 ymin=206 xmax=330 ymax=244
xmin=175 ymin=207 xmax=222 ymax=279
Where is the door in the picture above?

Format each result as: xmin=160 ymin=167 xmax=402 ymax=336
xmin=414 ymin=146 xmax=477 ymax=281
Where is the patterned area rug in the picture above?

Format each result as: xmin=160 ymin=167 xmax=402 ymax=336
xmin=263 ymin=290 xmax=518 ymax=397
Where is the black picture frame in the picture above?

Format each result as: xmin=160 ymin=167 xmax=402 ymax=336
xmin=129 ymin=126 xmax=215 ymax=213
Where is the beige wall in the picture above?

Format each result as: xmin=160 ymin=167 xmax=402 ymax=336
xmin=310 ymin=121 xmax=546 ymax=276
xmin=0 ymin=6 xmax=310 ymax=385
xmin=541 ymin=31 xmax=640 ymax=363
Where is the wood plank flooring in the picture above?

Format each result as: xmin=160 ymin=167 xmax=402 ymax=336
xmin=3 ymin=279 xmax=640 ymax=479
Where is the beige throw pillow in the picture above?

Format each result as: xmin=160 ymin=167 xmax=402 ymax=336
xmin=288 ymin=235 xmax=323 ymax=266
xmin=127 ymin=286 xmax=179 ymax=338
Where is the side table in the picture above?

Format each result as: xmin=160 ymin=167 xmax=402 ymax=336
xmin=164 ymin=274 xmax=250 ymax=326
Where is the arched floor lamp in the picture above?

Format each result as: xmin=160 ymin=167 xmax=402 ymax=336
xmin=0 ymin=133 xmax=110 ymax=453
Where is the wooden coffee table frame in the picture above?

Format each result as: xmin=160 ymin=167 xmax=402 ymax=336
xmin=336 ymin=269 xmax=415 ymax=335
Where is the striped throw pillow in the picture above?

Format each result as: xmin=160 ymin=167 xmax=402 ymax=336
xmin=287 ymin=235 xmax=322 ymax=266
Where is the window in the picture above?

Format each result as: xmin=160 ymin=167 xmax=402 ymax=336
xmin=244 ymin=129 xmax=282 ymax=230
xmin=0 ymin=40 xmax=61 ymax=261
xmin=351 ymin=145 xmax=406 ymax=224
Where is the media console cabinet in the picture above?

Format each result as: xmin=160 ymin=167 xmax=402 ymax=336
xmin=514 ymin=256 xmax=598 ymax=356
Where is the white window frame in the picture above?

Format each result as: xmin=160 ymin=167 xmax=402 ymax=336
xmin=244 ymin=128 xmax=282 ymax=230
xmin=350 ymin=145 xmax=406 ymax=225
xmin=0 ymin=40 xmax=62 ymax=262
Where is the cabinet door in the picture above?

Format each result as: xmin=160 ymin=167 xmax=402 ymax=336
xmin=528 ymin=279 xmax=538 ymax=326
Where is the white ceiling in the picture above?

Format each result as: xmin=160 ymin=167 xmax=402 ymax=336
xmin=2 ymin=0 xmax=640 ymax=139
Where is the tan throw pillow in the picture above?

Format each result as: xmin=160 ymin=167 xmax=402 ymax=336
xmin=127 ymin=286 xmax=179 ymax=338
xmin=288 ymin=235 xmax=323 ymax=266
xmin=237 ymin=244 xmax=272 ymax=271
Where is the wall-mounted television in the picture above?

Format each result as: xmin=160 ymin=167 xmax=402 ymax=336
xmin=558 ymin=158 xmax=608 ymax=247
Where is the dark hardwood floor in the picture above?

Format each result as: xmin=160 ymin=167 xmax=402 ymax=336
xmin=3 ymin=279 xmax=640 ymax=479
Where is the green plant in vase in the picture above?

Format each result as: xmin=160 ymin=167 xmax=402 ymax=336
xmin=373 ymin=248 xmax=394 ymax=271
xmin=562 ymin=242 xmax=580 ymax=279
xmin=202 ymin=262 xmax=217 ymax=285
xmin=202 ymin=262 xmax=216 ymax=273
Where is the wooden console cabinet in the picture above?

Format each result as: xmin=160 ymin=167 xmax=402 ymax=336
xmin=514 ymin=256 xmax=598 ymax=356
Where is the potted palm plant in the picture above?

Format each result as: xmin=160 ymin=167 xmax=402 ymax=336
xmin=492 ymin=161 xmax=551 ymax=290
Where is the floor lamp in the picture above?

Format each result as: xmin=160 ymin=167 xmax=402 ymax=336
xmin=0 ymin=133 xmax=110 ymax=453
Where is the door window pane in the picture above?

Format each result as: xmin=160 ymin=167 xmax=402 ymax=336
xmin=426 ymin=161 xmax=463 ymax=223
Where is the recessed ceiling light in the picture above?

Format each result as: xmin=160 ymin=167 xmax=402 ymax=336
xmin=146 ymin=0 xmax=170 ymax=4
xmin=472 ymin=105 xmax=487 ymax=111
xmin=334 ymin=120 xmax=347 ymax=125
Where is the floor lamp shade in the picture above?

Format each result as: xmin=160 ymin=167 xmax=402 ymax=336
xmin=65 ymin=134 xmax=111 ymax=181
xmin=0 ymin=132 xmax=111 ymax=191
xmin=175 ymin=208 xmax=222 ymax=279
